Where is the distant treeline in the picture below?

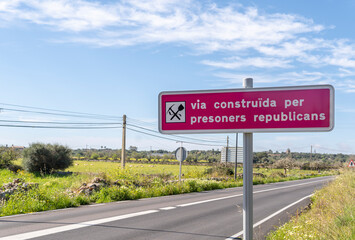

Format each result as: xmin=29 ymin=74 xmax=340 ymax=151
xmin=70 ymin=147 xmax=351 ymax=167
xmin=71 ymin=148 xmax=221 ymax=163
xmin=254 ymin=150 xmax=349 ymax=165
xmin=4 ymin=145 xmax=351 ymax=167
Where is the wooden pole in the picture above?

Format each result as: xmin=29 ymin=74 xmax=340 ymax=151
xmin=121 ymin=114 xmax=126 ymax=169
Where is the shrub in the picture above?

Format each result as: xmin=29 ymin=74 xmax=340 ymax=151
xmin=112 ymin=154 xmax=118 ymax=160
xmin=272 ymin=158 xmax=294 ymax=175
xmin=91 ymin=153 xmax=99 ymax=160
xmin=22 ymin=143 xmax=73 ymax=174
xmin=210 ymin=165 xmax=234 ymax=177
xmin=7 ymin=164 xmax=23 ymax=173
xmin=0 ymin=147 xmax=18 ymax=169
xmin=310 ymin=160 xmax=327 ymax=172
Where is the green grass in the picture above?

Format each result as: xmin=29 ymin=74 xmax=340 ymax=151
xmin=0 ymin=160 xmax=336 ymax=217
xmin=67 ymin=161 xmax=209 ymax=177
xmin=267 ymin=170 xmax=354 ymax=240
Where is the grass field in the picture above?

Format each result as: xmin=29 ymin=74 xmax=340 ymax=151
xmin=67 ymin=161 xmax=208 ymax=176
xmin=0 ymin=160 xmax=336 ymax=217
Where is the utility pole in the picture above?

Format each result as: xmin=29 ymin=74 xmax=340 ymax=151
xmin=121 ymin=115 xmax=126 ymax=169
xmin=310 ymin=145 xmax=312 ymax=162
xmin=149 ymin=146 xmax=152 ymax=162
xmin=225 ymin=136 xmax=229 ymax=165
xmin=234 ymin=133 xmax=238 ymax=180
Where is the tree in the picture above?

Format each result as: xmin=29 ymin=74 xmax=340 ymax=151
xmin=310 ymin=161 xmax=327 ymax=172
xmin=131 ymin=151 xmax=142 ymax=160
xmin=273 ymin=157 xmax=294 ymax=175
xmin=0 ymin=147 xmax=18 ymax=169
xmin=253 ymin=152 xmax=269 ymax=163
xmin=208 ymin=156 xmax=217 ymax=163
xmin=185 ymin=155 xmax=194 ymax=163
xmin=112 ymin=153 xmax=118 ymax=160
xmin=22 ymin=143 xmax=73 ymax=174
xmin=299 ymin=162 xmax=311 ymax=170
xmin=286 ymin=148 xmax=291 ymax=154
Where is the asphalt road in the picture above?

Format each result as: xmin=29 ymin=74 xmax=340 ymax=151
xmin=0 ymin=176 xmax=333 ymax=240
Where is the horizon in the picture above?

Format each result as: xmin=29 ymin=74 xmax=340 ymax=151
xmin=1 ymin=0 xmax=354 ymax=154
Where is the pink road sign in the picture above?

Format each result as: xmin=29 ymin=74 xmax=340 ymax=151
xmin=159 ymin=85 xmax=334 ymax=134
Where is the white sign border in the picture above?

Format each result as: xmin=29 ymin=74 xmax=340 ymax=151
xmin=158 ymin=84 xmax=334 ymax=134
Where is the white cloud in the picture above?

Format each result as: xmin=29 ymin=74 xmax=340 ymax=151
xmin=212 ymin=68 xmax=355 ymax=93
xmin=202 ymin=57 xmax=291 ymax=69
xmin=0 ymin=1 xmax=322 ymax=47
xmin=336 ymin=106 xmax=355 ymax=113
xmin=213 ymin=70 xmax=329 ymax=86
xmin=258 ymin=38 xmax=323 ymax=58
xmin=0 ymin=0 xmax=355 ymax=83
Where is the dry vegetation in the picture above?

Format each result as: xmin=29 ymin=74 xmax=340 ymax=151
xmin=0 ymin=160 xmax=336 ymax=217
xmin=267 ymin=170 xmax=354 ymax=240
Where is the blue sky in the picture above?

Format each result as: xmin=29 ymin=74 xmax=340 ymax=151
xmin=0 ymin=0 xmax=354 ymax=154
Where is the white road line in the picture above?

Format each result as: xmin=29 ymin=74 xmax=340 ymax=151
xmin=0 ymin=178 xmax=329 ymax=240
xmin=177 ymin=194 xmax=243 ymax=207
xmin=159 ymin=207 xmax=177 ymax=210
xmin=225 ymin=194 xmax=313 ymax=240
xmin=0 ymin=210 xmax=159 ymax=240
xmin=253 ymin=178 xmax=325 ymax=194
xmin=177 ymin=178 xmax=326 ymax=208
xmin=89 ymin=203 xmax=106 ymax=207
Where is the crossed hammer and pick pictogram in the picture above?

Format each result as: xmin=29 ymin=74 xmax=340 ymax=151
xmin=167 ymin=104 xmax=185 ymax=120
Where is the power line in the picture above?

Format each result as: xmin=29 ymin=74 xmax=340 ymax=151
xmin=126 ymin=117 xmax=157 ymax=127
xmin=0 ymin=119 xmax=121 ymax=125
xmin=0 ymin=102 xmax=122 ymax=120
xmin=0 ymin=103 xmax=227 ymax=147
xmin=0 ymin=107 xmax=122 ymax=121
xmin=127 ymin=123 xmax=226 ymax=144
xmin=0 ymin=124 xmax=121 ymax=129
xmin=315 ymin=146 xmax=354 ymax=154
xmin=126 ymin=127 xmax=224 ymax=147
xmin=127 ymin=116 xmax=230 ymax=141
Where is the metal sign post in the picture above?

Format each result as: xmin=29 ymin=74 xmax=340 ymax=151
xmin=159 ymin=85 xmax=334 ymax=134
xmin=179 ymin=144 xmax=183 ymax=183
xmin=159 ymin=80 xmax=334 ymax=240
xmin=243 ymin=78 xmax=253 ymax=240
xmin=175 ymin=144 xmax=187 ymax=183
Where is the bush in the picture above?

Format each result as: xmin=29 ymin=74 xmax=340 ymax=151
xmin=272 ymin=157 xmax=294 ymax=175
xmin=310 ymin=160 xmax=327 ymax=171
xmin=210 ymin=165 xmax=234 ymax=177
xmin=22 ymin=143 xmax=73 ymax=174
xmin=0 ymin=147 xmax=18 ymax=169
xmin=91 ymin=153 xmax=99 ymax=160
xmin=112 ymin=154 xmax=118 ymax=160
